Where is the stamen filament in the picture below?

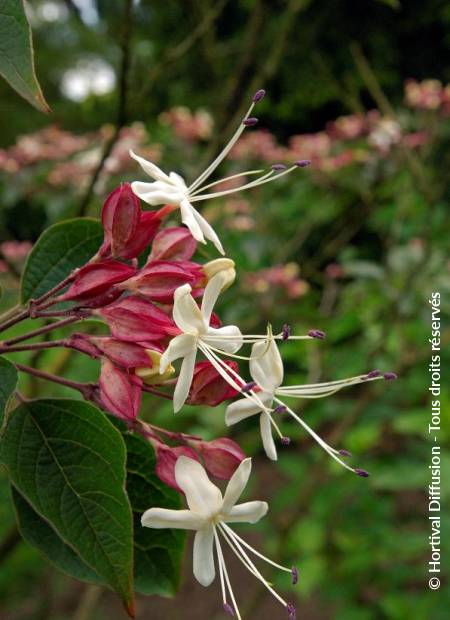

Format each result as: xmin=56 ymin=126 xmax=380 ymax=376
xmin=214 ymin=527 xmax=228 ymax=607
xmin=188 ymin=102 xmax=255 ymax=192
xmin=219 ymin=524 xmax=288 ymax=607
xmin=222 ymin=523 xmax=291 ymax=574
xmin=214 ymin=528 xmax=242 ymax=620
xmin=274 ymin=397 xmax=357 ymax=473
xmin=190 ymin=167 xmax=296 ymax=202
xmin=189 ymin=169 xmax=264 ymax=197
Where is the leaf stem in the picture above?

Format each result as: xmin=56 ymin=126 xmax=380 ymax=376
xmin=0 ymin=340 xmax=67 ymax=354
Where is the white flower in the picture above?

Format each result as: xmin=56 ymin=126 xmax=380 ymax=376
xmin=142 ymin=456 xmax=296 ymax=619
xmin=130 ymin=90 xmax=309 ymax=255
xmin=160 ymin=271 xmax=243 ymax=412
xmin=225 ymin=339 xmax=388 ymax=474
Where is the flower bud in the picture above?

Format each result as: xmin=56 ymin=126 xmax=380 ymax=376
xmin=59 ymin=260 xmax=136 ymax=302
xmin=97 ymin=296 xmax=177 ymax=342
xmin=99 ymin=359 xmax=142 ymax=421
xmin=119 ymin=260 xmax=204 ymax=303
xmin=195 ymin=438 xmax=245 ymax=480
xmin=100 ymin=185 xmax=168 ymax=260
xmin=93 ymin=337 xmax=153 ymax=369
xmin=148 ymin=227 xmax=197 ymax=262
xmin=100 ymin=184 xmax=141 ymax=258
xmin=154 ymin=444 xmax=202 ymax=491
xmin=203 ymin=258 xmax=236 ymax=291
xmin=187 ymin=360 xmax=238 ymax=406
xmin=135 ymin=349 xmax=175 ymax=384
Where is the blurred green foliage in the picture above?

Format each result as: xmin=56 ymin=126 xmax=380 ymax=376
xmin=0 ymin=1 xmax=449 ymax=619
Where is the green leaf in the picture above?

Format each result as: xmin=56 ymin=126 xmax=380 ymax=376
xmin=1 ymin=399 xmax=134 ymax=612
xmin=0 ymin=356 xmax=17 ymax=428
xmin=121 ymin=427 xmax=186 ymax=596
xmin=0 ymin=0 xmax=49 ymax=112
xmin=12 ymin=486 xmax=105 ymax=586
xmin=21 ymin=218 xmax=103 ymax=303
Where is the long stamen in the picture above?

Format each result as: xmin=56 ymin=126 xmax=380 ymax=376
xmin=218 ymin=524 xmax=288 ymax=607
xmin=275 ymin=397 xmax=366 ymax=475
xmin=188 ymin=101 xmax=256 ymax=192
xmin=200 ymin=343 xmax=273 ymax=410
xmin=277 ymin=373 xmax=383 ymax=393
xmin=214 ymin=527 xmax=228 ymax=608
xmin=214 ymin=529 xmax=242 ymax=620
xmin=222 ymin=523 xmax=292 ymax=574
xmin=190 ymin=166 xmax=297 ymax=202
xmin=189 ymin=169 xmax=264 ymax=197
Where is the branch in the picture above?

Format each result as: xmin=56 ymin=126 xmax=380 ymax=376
xmin=78 ymin=0 xmax=134 ymax=216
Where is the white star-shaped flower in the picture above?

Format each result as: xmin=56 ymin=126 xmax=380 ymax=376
xmin=160 ymin=271 xmax=243 ymax=412
xmin=225 ymin=339 xmax=389 ymax=474
xmin=130 ymin=90 xmax=310 ymax=255
xmin=142 ymin=456 xmax=297 ymax=619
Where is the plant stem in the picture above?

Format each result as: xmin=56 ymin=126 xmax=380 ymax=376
xmin=3 ymin=316 xmax=80 ymax=346
xmin=0 ymin=308 xmax=30 ymax=334
xmin=30 ymin=272 xmax=76 ymax=309
xmin=141 ymin=384 xmax=174 ymax=401
xmin=15 ymin=363 xmax=97 ymax=400
xmin=0 ymin=340 xmax=66 ymax=354
xmin=73 ymin=585 xmax=102 ymax=620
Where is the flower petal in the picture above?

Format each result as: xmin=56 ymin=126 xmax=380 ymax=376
xmin=225 ymin=397 xmax=264 ymax=426
xmin=193 ymin=526 xmax=215 ymax=586
xmin=222 ymin=457 xmax=252 ymax=514
xmin=226 ymin=501 xmax=269 ymax=524
xmin=131 ymin=181 xmax=182 ymax=206
xmin=260 ymin=412 xmax=278 ymax=461
xmin=173 ymin=349 xmax=197 ymax=412
xmin=180 ymin=199 xmax=206 ymax=244
xmin=201 ymin=272 xmax=226 ymax=325
xmin=141 ymin=508 xmax=205 ymax=530
xmin=204 ymin=325 xmax=243 ymax=354
xmin=130 ymin=150 xmax=171 ymax=182
xmin=175 ymin=456 xmax=223 ymax=518
xmin=160 ymin=333 xmax=197 ymax=373
xmin=250 ymin=339 xmax=284 ymax=392
xmin=191 ymin=207 xmax=225 ymax=255
xmin=173 ymin=284 xmax=206 ymax=334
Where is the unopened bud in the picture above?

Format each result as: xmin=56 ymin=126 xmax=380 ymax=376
xmin=155 ymin=444 xmax=201 ymax=491
xmin=100 ymin=183 xmax=141 ymax=258
xmin=99 ymin=359 xmax=142 ymax=421
xmin=188 ymin=360 xmax=238 ymax=406
xmin=97 ymin=296 xmax=177 ymax=342
xmin=59 ymin=260 xmax=136 ymax=302
xmin=136 ymin=349 xmax=175 ymax=384
xmin=148 ymin=227 xmax=197 ymax=262
xmin=120 ymin=260 xmax=203 ymax=303
xmin=203 ymin=258 xmax=236 ymax=291
xmin=195 ymin=438 xmax=245 ymax=480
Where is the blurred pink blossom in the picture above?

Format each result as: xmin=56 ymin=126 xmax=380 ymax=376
xmin=243 ymin=263 xmax=308 ymax=299
xmin=160 ymin=106 xmax=213 ymax=142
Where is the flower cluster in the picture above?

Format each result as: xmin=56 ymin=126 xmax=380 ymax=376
xmin=15 ymin=90 xmax=396 ymax=619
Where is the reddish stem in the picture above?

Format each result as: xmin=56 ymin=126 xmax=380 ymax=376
xmin=0 ymin=340 xmax=66 ymax=354
xmin=15 ymin=363 xmax=98 ymax=400
xmin=3 ymin=316 xmax=80 ymax=346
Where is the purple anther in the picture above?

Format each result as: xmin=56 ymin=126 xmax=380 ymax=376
xmin=339 ymin=449 xmax=352 ymax=458
xmin=366 ymin=369 xmax=381 ymax=379
xmin=355 ymin=468 xmax=370 ymax=478
xmin=252 ymin=89 xmax=266 ymax=102
xmin=282 ymin=323 xmax=291 ymax=340
xmin=241 ymin=381 xmax=257 ymax=393
xmin=384 ymin=372 xmax=398 ymax=380
xmin=287 ymin=602 xmax=297 ymax=619
xmin=294 ymin=159 xmax=311 ymax=167
xmin=243 ymin=117 xmax=258 ymax=126
xmin=271 ymin=163 xmax=287 ymax=171
xmin=281 ymin=436 xmax=291 ymax=446
xmin=291 ymin=566 xmax=299 ymax=585
xmin=224 ymin=603 xmax=235 ymax=616
xmin=274 ymin=405 xmax=287 ymax=414
xmin=308 ymin=329 xmax=326 ymax=340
